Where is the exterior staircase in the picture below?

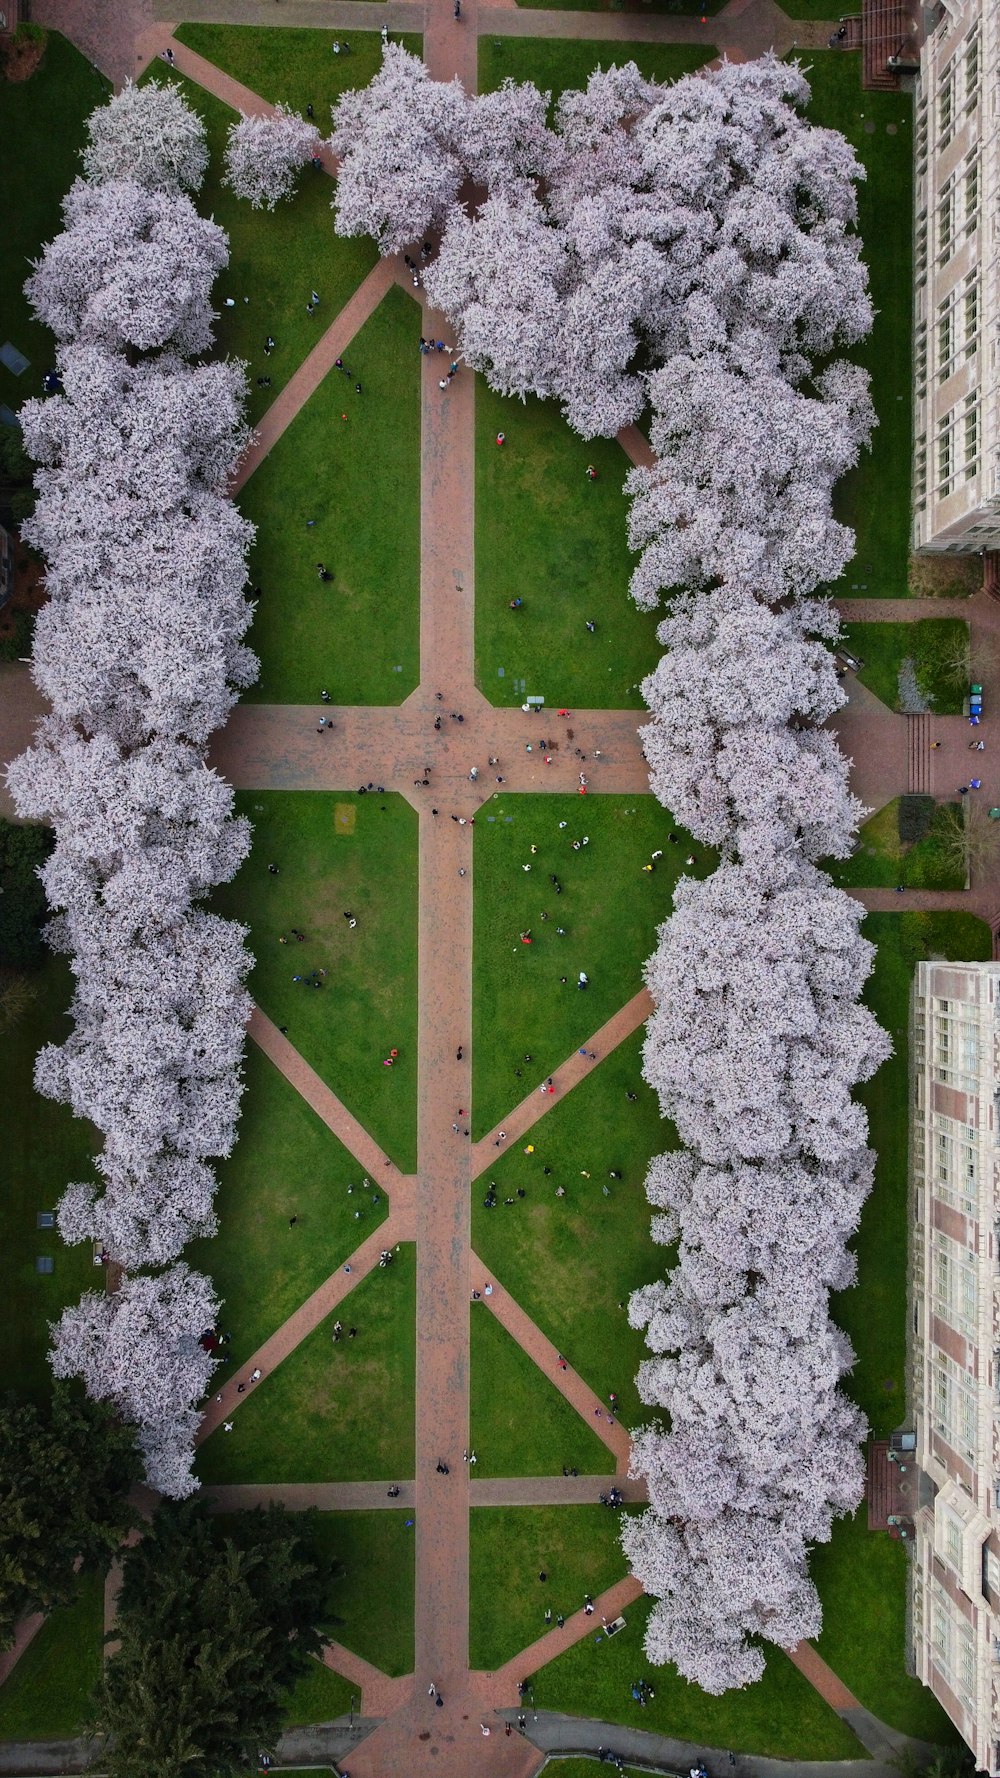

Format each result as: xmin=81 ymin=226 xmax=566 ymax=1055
xmin=907 ymin=712 xmax=932 ymax=793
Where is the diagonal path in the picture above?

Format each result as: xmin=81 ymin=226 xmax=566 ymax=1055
xmin=470 ymin=987 xmax=653 ymax=1176
xmin=473 ymin=1266 xmax=631 ymax=1470
xmin=249 ymin=1005 xmax=414 ymax=1197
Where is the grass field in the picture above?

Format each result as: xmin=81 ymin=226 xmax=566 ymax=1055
xmin=140 ymin=70 xmax=378 ymax=429
xmin=800 ymin=54 xmax=914 ymax=601
xmin=213 ymin=791 xmax=418 ymax=1170
xmin=830 ymin=798 xmax=964 ymax=891
xmin=0 ymin=960 xmax=100 ymax=1401
xmin=184 ymin=1043 xmax=389 ymax=1376
xmin=812 ymin=1509 xmax=963 ymax=1744
xmin=841 ymin=620 xmax=969 ymax=712
xmin=283 ymin=1660 xmax=354 ymax=1727
xmin=533 ymin=1594 xmax=863 ymax=1759
xmin=470 ymin=1506 xmax=631 ymax=1670
xmin=174 ymin=23 xmax=422 ymax=117
xmin=470 ymin=1310 xmax=612 ymax=1478
xmin=472 ymin=795 xmax=708 ymax=1136
xmin=0 ymin=32 xmax=109 ymax=399
xmin=197 ymin=1245 xmax=416 ymax=1485
xmin=478 ymin=39 xmax=716 ymax=98
xmin=239 ymin=284 xmax=422 ymax=705
xmin=472 ymin=1030 xmax=669 ymax=1431
xmin=475 ymin=384 xmax=660 ymax=709
xmin=0 ymin=1572 xmax=103 ymax=1740
xmin=839 ymin=911 xmax=991 ymax=1435
xmin=312 ymin=1511 xmax=415 ymax=1676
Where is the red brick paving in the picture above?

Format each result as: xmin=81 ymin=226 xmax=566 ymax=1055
xmin=786 ymin=1640 xmax=861 ymax=1713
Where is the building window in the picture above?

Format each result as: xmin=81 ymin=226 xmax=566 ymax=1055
xmin=964 ymin=156 xmax=979 ymax=235
xmin=945 ymin=1515 xmax=963 ymax=1568
xmin=937 ymin=411 xmax=955 ymax=497
xmin=938 ymin=69 xmax=955 ymax=147
xmin=964 ymin=395 xmax=979 ymax=479
xmin=965 ymin=29 xmax=980 ymax=111
xmin=964 ymin=275 xmax=979 ymax=358
xmin=937 ymin=182 xmax=957 ymax=261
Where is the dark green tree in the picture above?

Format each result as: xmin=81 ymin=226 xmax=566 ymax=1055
xmin=96 ymin=1501 xmax=341 ymax=1778
xmin=0 ymin=817 xmax=53 ymax=968
xmin=0 ymin=1384 xmax=140 ymax=1646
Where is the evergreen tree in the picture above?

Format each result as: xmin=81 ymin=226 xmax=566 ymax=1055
xmin=0 ymin=1383 xmax=140 ymax=1646
xmin=96 ymin=1500 xmax=340 ymax=1778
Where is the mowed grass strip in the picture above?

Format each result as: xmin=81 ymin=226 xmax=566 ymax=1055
xmin=197 ymin=1245 xmax=416 ymax=1485
xmin=184 ymin=1043 xmax=389 ymax=1376
xmin=312 ymin=1510 xmax=415 ymax=1676
xmin=812 ymin=1509 xmax=963 ymax=1745
xmin=472 ymin=1029 xmax=670 ymax=1431
xmin=0 ymin=32 xmax=109 ymax=385
xmin=240 ymin=285 xmax=422 ymax=705
xmin=475 ymin=384 xmax=660 ymax=710
xmin=174 ymin=23 xmax=422 ymax=116
xmin=478 ymin=38 xmax=717 ymax=98
xmin=840 ymin=619 xmax=969 ymax=713
xmin=470 ymin=1309 xmax=611 ymax=1479
xmin=533 ymin=1593 xmax=864 ymax=1759
xmin=138 ymin=69 xmax=377 ymax=428
xmin=472 ymin=794 xmax=708 ymax=1136
xmin=800 ymin=54 xmax=914 ymax=600
xmin=470 ymin=1506 xmax=631 ymax=1670
xmin=0 ymin=1571 xmax=104 ymax=1740
xmin=829 ymin=798 xmax=964 ymax=891
xmin=214 ymin=791 xmax=418 ymax=1171
xmin=0 ymin=959 xmax=100 ymax=1401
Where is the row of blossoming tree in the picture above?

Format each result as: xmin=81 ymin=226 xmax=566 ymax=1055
xmin=248 ymin=44 xmax=889 ymax=1690
xmin=8 ymin=83 xmax=257 ymax=1498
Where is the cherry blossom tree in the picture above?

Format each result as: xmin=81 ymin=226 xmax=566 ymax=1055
xmin=49 ymin=1265 xmax=218 ymax=1498
xmin=224 ymin=106 xmax=323 ymax=210
xmin=330 ymin=43 xmax=468 ymax=254
xmin=9 ymin=85 xmax=255 ymax=1497
xmin=25 ymin=178 xmax=227 ymax=356
xmin=82 ymin=80 xmax=208 ymax=194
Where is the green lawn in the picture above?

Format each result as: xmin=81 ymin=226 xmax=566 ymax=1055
xmin=830 ymin=798 xmax=964 ymax=891
xmin=311 ymin=1511 xmax=415 ymax=1676
xmin=838 ymin=912 xmax=991 ymax=1434
xmin=472 ymin=794 xmax=707 ymax=1136
xmin=778 ymin=0 xmax=845 ymax=15
xmin=213 ymin=791 xmax=418 ymax=1171
xmin=472 ymin=1030 xmax=670 ymax=1431
xmin=0 ymin=958 xmax=100 ymax=1401
xmin=478 ymin=39 xmax=717 ymax=98
xmin=840 ymin=620 xmax=969 ymax=712
xmin=476 ymin=384 xmax=660 ymax=709
xmin=141 ymin=70 xmax=378 ymax=428
xmin=239 ymin=284 xmax=421 ymax=704
xmin=197 ymin=1245 xmax=416 ymax=1485
xmin=470 ymin=1310 xmax=611 ymax=1479
xmin=283 ymin=1659 xmax=354 ymax=1727
xmin=174 ymin=24 xmax=422 ymax=117
xmin=0 ymin=1572 xmax=103 ymax=1740
xmin=812 ymin=1510 xmax=963 ymax=1745
xmin=470 ymin=1507 xmax=631 ymax=1670
xmin=533 ymin=1594 xmax=863 ymax=1759
xmin=0 ymin=32 xmax=109 ymax=401
xmin=514 ymin=0 xmax=725 ymax=16
xmin=799 ymin=54 xmax=913 ymax=601
xmin=184 ymin=1043 xmax=389 ymax=1378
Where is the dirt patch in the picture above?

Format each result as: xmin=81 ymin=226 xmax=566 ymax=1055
xmin=0 ymin=26 xmax=47 ymax=83
xmin=909 ymin=551 xmax=981 ymax=599
xmin=334 ymin=803 xmax=357 ymax=835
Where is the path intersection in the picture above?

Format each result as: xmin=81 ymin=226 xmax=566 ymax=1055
xmin=4 ymin=0 xmax=1000 ymax=1772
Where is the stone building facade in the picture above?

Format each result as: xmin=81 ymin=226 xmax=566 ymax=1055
xmin=911 ymin=960 xmax=1000 ymax=1769
xmin=912 ymin=0 xmax=1000 ymax=552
